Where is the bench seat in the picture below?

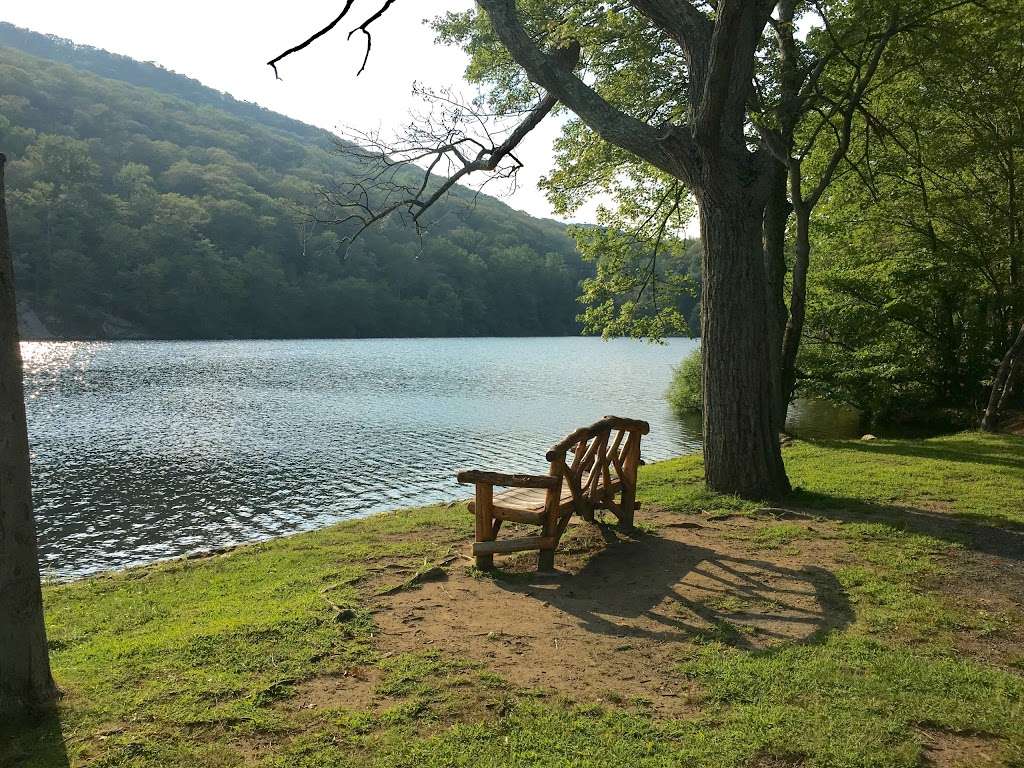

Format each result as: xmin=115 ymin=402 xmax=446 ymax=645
xmin=468 ymin=471 xmax=623 ymax=524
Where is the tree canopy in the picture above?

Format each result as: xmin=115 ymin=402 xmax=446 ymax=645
xmin=799 ymin=0 xmax=1024 ymax=426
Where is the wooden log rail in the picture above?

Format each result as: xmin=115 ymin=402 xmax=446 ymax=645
xmin=545 ymin=416 xmax=651 ymax=461
xmin=456 ymin=471 xmax=559 ymax=488
xmin=456 ymin=416 xmax=650 ymax=572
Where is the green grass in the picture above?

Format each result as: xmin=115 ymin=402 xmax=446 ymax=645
xmin=5 ymin=432 xmax=1024 ymax=767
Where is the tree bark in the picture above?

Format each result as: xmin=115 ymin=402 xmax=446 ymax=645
xmin=981 ymin=322 xmax=1024 ymax=432
xmin=763 ymin=160 xmax=791 ymax=433
xmin=780 ymin=205 xmax=810 ymax=408
xmin=0 ymin=153 xmax=56 ymax=715
xmin=997 ymin=356 xmax=1021 ymax=414
xmin=700 ymin=191 xmax=791 ymax=499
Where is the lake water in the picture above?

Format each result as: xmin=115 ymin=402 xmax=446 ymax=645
xmin=22 ymin=338 xmax=858 ymax=579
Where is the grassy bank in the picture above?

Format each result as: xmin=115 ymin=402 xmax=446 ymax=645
xmin=4 ymin=432 xmax=1024 ymax=767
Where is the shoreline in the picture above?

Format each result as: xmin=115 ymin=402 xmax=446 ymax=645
xmin=19 ymin=334 xmax=701 ymax=344
xmin=40 ymin=454 xmax=691 ymax=585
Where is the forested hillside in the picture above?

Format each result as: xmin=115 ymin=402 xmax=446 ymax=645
xmin=0 ymin=23 xmax=592 ymax=339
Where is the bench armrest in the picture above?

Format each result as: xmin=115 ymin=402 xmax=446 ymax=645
xmin=456 ymin=470 xmax=560 ymax=489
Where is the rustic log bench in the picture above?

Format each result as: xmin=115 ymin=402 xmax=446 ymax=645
xmin=456 ymin=416 xmax=650 ymax=571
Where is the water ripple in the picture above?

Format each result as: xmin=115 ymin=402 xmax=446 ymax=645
xmin=23 ymin=338 xmax=702 ymax=580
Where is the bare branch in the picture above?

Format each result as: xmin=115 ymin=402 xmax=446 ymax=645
xmin=267 ymin=0 xmax=399 ymax=78
xmin=347 ymin=0 xmax=398 ymax=76
xmin=314 ymin=63 xmax=574 ymax=245
xmin=268 ymin=1 xmax=358 ymax=79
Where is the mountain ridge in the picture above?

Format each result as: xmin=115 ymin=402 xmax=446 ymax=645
xmin=0 ymin=22 xmax=590 ymax=340
xmin=0 ymin=22 xmax=331 ymax=145
xmin=0 ymin=22 xmax=570 ymax=230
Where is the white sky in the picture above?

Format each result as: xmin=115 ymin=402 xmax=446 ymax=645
xmin=1 ymin=0 xmax=587 ymax=223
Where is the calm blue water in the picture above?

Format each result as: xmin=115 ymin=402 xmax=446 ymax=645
xmin=23 ymin=338 xmax=859 ymax=580
xmin=24 ymin=338 xmax=702 ymax=579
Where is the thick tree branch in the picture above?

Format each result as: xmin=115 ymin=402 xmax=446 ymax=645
xmin=628 ymin=0 xmax=712 ymax=59
xmin=694 ymin=0 xmax=744 ymax=144
xmin=693 ymin=0 xmax=774 ymax=146
xmin=477 ymin=0 xmax=698 ymax=183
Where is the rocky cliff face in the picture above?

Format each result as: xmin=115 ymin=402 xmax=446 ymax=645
xmin=16 ymin=300 xmax=147 ymax=341
xmin=16 ymin=301 xmax=53 ymax=340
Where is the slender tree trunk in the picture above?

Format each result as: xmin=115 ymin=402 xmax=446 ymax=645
xmin=997 ymin=356 xmax=1021 ymax=413
xmin=0 ymin=153 xmax=56 ymax=715
xmin=982 ymin=322 xmax=1024 ymax=432
xmin=780 ymin=205 xmax=810 ymax=407
xmin=763 ymin=161 xmax=791 ymax=433
xmin=700 ymin=192 xmax=791 ymax=499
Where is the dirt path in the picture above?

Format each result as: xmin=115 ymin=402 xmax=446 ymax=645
xmin=328 ymin=509 xmax=851 ymax=717
xmin=282 ymin=501 xmax=1024 ymax=738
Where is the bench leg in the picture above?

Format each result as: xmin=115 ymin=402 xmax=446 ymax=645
xmin=537 ymin=548 xmax=555 ymax=572
xmin=538 ymin=486 xmax=560 ymax=572
xmin=620 ymin=435 xmax=641 ymax=532
xmin=475 ymin=484 xmax=495 ymax=570
xmin=619 ymin=487 xmax=636 ymax=531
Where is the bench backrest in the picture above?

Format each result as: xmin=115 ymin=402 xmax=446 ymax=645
xmin=545 ymin=416 xmax=649 ymax=513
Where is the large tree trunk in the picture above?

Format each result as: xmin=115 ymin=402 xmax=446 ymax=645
xmin=0 ymin=153 xmax=56 ymax=715
xmin=700 ymin=193 xmax=792 ymax=499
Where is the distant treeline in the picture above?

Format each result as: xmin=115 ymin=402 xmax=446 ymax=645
xmin=0 ymin=24 xmax=603 ymax=339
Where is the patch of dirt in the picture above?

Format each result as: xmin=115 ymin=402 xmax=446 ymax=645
xmin=361 ymin=509 xmax=854 ymax=717
xmin=283 ymin=666 xmax=385 ymax=713
xmin=289 ymin=501 xmax=1024 ymax=720
xmin=226 ymin=732 xmax=285 ymax=766
xmin=917 ymin=727 xmax=1003 ymax=767
xmin=928 ymin=546 xmax=1024 ymax=667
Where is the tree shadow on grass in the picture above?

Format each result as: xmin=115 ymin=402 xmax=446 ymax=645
xmin=0 ymin=708 xmax=70 ymax=768
xmin=810 ymin=435 xmax=1024 ymax=472
xmin=789 ymin=488 xmax=1024 ymax=562
xmin=493 ymin=527 xmax=853 ymax=652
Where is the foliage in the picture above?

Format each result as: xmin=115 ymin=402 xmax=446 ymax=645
xmin=667 ymin=347 xmax=702 ymax=416
xmin=571 ymin=180 xmax=699 ymax=340
xmin=4 ymin=431 xmax=1024 ymax=765
xmin=0 ymin=25 xmax=591 ymax=339
xmin=433 ymin=0 xmax=937 ymax=351
xmin=434 ymin=3 xmax=701 ymax=341
xmin=798 ymin=1 xmax=1024 ymax=423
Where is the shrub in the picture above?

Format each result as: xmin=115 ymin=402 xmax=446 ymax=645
xmin=667 ymin=348 xmax=702 ymax=415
